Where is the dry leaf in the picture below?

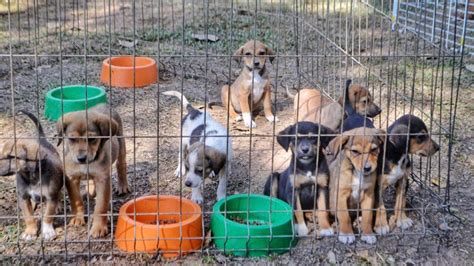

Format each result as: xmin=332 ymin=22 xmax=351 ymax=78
xmin=191 ymin=34 xmax=219 ymax=42
xmin=431 ymin=177 xmax=447 ymax=188
xmin=203 ymin=229 xmax=212 ymax=248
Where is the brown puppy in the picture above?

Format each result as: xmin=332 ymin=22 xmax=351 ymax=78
xmin=374 ymin=115 xmax=439 ymax=235
xmin=287 ymin=84 xmax=381 ymax=131
xmin=327 ymin=127 xmax=384 ymax=244
xmin=57 ymin=104 xmax=129 ymax=238
xmin=221 ymin=40 xmax=277 ymax=128
xmin=0 ymin=111 xmax=63 ymax=240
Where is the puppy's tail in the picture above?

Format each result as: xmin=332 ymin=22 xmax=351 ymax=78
xmin=17 ymin=110 xmax=45 ymax=138
xmin=162 ymin=90 xmax=195 ymax=113
xmin=343 ymin=79 xmax=356 ymax=115
xmin=17 ymin=110 xmax=56 ymax=152
xmin=286 ymin=86 xmax=296 ymax=99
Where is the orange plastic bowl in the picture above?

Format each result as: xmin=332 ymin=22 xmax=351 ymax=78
xmin=115 ymin=195 xmax=203 ymax=258
xmin=100 ymin=56 xmax=158 ymax=88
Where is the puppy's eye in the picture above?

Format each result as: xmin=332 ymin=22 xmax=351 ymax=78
xmin=370 ymin=148 xmax=378 ymax=153
xmin=244 ymin=52 xmax=252 ymax=56
xmin=258 ymin=51 xmax=265 ymax=55
xmin=194 ymin=168 xmax=203 ymax=175
xmin=416 ymin=134 xmax=426 ymax=142
xmin=68 ymin=138 xmax=77 ymax=143
xmin=351 ymin=149 xmax=361 ymax=155
xmin=88 ymin=138 xmax=99 ymax=143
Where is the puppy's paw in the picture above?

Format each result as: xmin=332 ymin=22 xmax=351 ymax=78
xmin=338 ymin=233 xmax=355 ymax=244
xmin=235 ymin=115 xmax=243 ymax=122
xmin=242 ymin=113 xmax=256 ymax=128
xmin=22 ymin=226 xmax=38 ymax=241
xmin=265 ymin=115 xmax=279 ymax=123
xmin=116 ymin=184 xmax=131 ymax=195
xmin=191 ymin=194 xmax=204 ymax=204
xmin=319 ymin=228 xmax=334 ymax=237
xmin=397 ymin=217 xmax=414 ymax=230
xmin=295 ymin=223 xmax=309 ymax=236
xmin=374 ymin=224 xmax=390 ymax=235
xmin=69 ymin=216 xmax=86 ymax=226
xmin=90 ymin=223 xmax=108 ymax=238
xmin=42 ymin=222 xmax=56 ymax=240
xmin=361 ymin=234 xmax=377 ymax=244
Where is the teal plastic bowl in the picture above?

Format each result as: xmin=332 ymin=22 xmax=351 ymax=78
xmin=44 ymin=85 xmax=107 ymax=121
xmin=211 ymin=194 xmax=296 ymax=257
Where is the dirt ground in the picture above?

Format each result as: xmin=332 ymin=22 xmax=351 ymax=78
xmin=1 ymin=1 xmax=473 ymax=264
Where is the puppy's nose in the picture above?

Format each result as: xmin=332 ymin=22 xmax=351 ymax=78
xmin=301 ymin=146 xmax=310 ymax=154
xmin=375 ymin=107 xmax=381 ymax=115
xmin=364 ymin=166 xmax=372 ymax=173
xmin=185 ymin=180 xmax=192 ymax=187
xmin=77 ymin=155 xmax=87 ymax=163
xmin=254 ymin=61 xmax=260 ymax=67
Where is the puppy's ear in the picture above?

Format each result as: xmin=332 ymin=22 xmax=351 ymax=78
xmin=205 ymin=147 xmax=226 ymax=176
xmin=389 ymin=124 xmax=409 ymax=148
xmin=56 ymin=113 xmax=72 ymax=146
xmin=376 ymin=129 xmax=387 ymax=145
xmin=325 ymin=134 xmax=350 ymax=158
xmin=94 ymin=115 xmax=119 ymax=137
xmin=266 ymin=46 xmax=276 ymax=63
xmin=277 ymin=125 xmax=294 ymax=151
xmin=319 ymin=126 xmax=336 ymax=148
xmin=233 ymin=45 xmax=244 ymax=63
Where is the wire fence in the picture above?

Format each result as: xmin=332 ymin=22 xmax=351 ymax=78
xmin=0 ymin=0 xmax=469 ymax=263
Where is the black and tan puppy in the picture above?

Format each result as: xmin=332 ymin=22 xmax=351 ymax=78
xmin=57 ymin=104 xmax=129 ymax=238
xmin=221 ymin=40 xmax=277 ymax=128
xmin=0 ymin=110 xmax=63 ymax=240
xmin=374 ymin=115 xmax=439 ymax=235
xmin=327 ymin=127 xmax=385 ymax=244
xmin=264 ymin=122 xmax=334 ymax=236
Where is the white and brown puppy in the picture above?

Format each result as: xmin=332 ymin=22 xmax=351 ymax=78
xmin=0 ymin=110 xmax=63 ymax=240
xmin=57 ymin=104 xmax=129 ymax=238
xmin=221 ymin=40 xmax=277 ymax=128
xmin=164 ymin=91 xmax=232 ymax=204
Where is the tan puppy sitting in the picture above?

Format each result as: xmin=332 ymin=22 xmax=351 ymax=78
xmin=327 ymin=127 xmax=384 ymax=244
xmin=57 ymin=104 xmax=129 ymax=238
xmin=287 ymin=84 xmax=381 ymax=132
xmin=221 ymin=40 xmax=277 ymax=128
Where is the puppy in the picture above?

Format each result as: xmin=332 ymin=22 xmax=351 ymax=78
xmin=341 ymin=79 xmax=382 ymax=132
xmin=0 ymin=110 xmax=63 ymax=240
xmin=57 ymin=104 xmax=129 ymax=238
xmin=327 ymin=127 xmax=385 ymax=244
xmin=163 ymin=90 xmax=232 ymax=204
xmin=374 ymin=115 xmax=439 ymax=235
xmin=221 ymin=40 xmax=277 ymax=128
xmin=287 ymin=81 xmax=381 ymax=132
xmin=263 ymin=122 xmax=334 ymax=236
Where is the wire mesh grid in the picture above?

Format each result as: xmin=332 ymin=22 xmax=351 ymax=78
xmin=0 ymin=0 xmax=470 ymax=263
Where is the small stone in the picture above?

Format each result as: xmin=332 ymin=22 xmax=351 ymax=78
xmin=439 ymin=222 xmax=452 ymax=231
xmin=387 ymin=256 xmax=395 ymax=265
xmin=327 ymin=251 xmax=337 ymax=264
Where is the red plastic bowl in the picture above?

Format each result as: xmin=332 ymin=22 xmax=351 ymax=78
xmin=100 ymin=56 xmax=158 ymax=88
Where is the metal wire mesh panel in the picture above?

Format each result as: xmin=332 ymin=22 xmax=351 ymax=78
xmin=0 ymin=0 xmax=471 ymax=264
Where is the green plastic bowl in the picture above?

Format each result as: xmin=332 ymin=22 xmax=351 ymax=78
xmin=211 ymin=194 xmax=296 ymax=257
xmin=44 ymin=85 xmax=107 ymax=121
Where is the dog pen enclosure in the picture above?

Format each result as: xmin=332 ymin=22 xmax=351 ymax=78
xmin=0 ymin=0 xmax=470 ymax=263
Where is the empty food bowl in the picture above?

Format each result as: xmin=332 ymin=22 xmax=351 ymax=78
xmin=44 ymin=85 xmax=107 ymax=121
xmin=100 ymin=56 xmax=158 ymax=88
xmin=211 ymin=194 xmax=296 ymax=257
xmin=115 ymin=195 xmax=203 ymax=258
